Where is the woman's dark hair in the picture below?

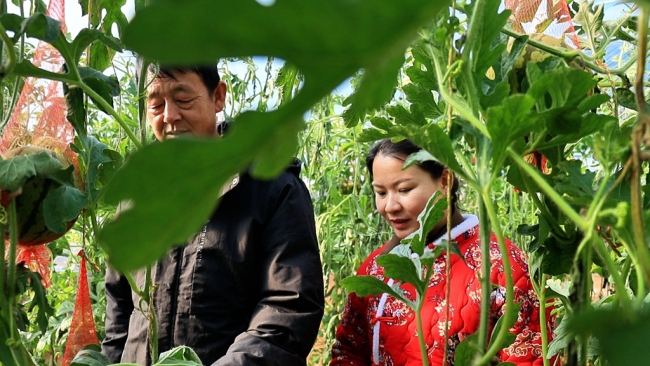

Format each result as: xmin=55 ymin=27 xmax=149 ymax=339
xmin=366 ymin=138 xmax=459 ymax=207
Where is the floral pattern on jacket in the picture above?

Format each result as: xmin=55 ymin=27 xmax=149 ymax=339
xmin=331 ymin=217 xmax=555 ymax=366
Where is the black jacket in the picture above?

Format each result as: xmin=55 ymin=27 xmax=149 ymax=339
xmin=102 ymin=162 xmax=324 ymax=365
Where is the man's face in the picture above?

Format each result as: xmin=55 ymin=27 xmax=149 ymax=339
xmin=146 ymin=70 xmax=226 ymax=141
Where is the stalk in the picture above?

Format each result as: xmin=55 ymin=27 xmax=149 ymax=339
xmin=145 ymin=265 xmax=159 ymax=363
xmin=537 ymin=275 xmax=550 ymax=366
xmin=416 ymin=294 xmax=430 ymax=366
xmin=475 ymin=190 xmax=517 ymax=365
xmin=476 ymin=196 xmax=492 ymax=354
xmin=629 ymin=6 xmax=650 ymax=285
xmin=6 ymin=199 xmax=27 ymax=366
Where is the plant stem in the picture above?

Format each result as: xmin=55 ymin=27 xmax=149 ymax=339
xmin=145 ymin=265 xmax=159 ymax=364
xmin=499 ymin=28 xmax=636 ymax=77
xmin=416 ymin=295 xmax=430 ymax=366
xmin=629 ymin=7 xmax=650 ymax=285
xmin=76 ymin=79 xmax=142 ymax=149
xmin=475 ymin=191 xmax=517 ymax=365
xmin=532 ymin=274 xmax=550 ymax=366
xmin=476 ymin=196 xmax=492 ymax=354
xmin=0 ymin=22 xmax=16 ymax=81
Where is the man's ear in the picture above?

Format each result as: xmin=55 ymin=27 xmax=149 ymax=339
xmin=213 ymin=81 xmax=227 ymax=113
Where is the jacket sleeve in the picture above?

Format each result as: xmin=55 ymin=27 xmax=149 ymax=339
xmin=491 ymin=241 xmax=556 ymax=366
xmin=213 ymin=176 xmax=324 ymax=366
xmin=330 ymin=291 xmax=372 ymax=365
xmin=101 ymin=265 xmax=134 ymax=363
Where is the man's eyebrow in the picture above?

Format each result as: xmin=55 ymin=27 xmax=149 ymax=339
xmin=147 ymin=84 xmax=195 ymax=99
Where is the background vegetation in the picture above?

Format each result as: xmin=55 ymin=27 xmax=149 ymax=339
xmin=1 ymin=0 xmax=649 ymax=365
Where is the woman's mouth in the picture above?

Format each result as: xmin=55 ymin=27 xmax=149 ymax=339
xmin=390 ymin=219 xmax=410 ymax=230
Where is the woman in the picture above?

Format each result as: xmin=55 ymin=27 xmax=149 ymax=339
xmin=330 ymin=139 xmax=553 ymax=366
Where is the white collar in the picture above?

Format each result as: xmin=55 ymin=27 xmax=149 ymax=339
xmin=430 ymin=214 xmax=479 ymax=246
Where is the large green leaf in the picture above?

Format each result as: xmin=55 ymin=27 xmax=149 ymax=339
xmin=156 ymin=346 xmax=202 ymax=365
xmin=486 ymin=94 xmax=538 ymax=168
xmin=102 ymin=0 xmax=452 ymax=270
xmin=43 ymin=185 xmax=87 ymax=234
xmin=0 ymin=13 xmax=61 ymax=43
xmin=0 ymin=152 xmax=64 ymax=191
xmin=70 ymin=344 xmax=109 ymax=366
xmin=568 ymin=306 xmax=650 ymax=366
xmin=408 ymin=123 xmax=467 ymax=181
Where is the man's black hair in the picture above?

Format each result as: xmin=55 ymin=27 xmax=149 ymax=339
xmin=136 ymin=58 xmax=221 ymax=94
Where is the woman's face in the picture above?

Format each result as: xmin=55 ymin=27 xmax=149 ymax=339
xmin=372 ymin=153 xmax=445 ymax=240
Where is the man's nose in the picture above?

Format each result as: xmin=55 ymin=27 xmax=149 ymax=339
xmin=163 ymin=102 xmax=181 ymax=123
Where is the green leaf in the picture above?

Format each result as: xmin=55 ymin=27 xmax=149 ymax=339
xmin=0 ymin=13 xmax=62 ymax=43
xmin=74 ymin=135 xmax=114 ymax=202
xmin=407 ymin=123 xmax=466 ymax=181
xmin=358 ymin=128 xmax=389 ymax=143
xmin=376 ymin=254 xmax=425 ymax=294
xmin=568 ymin=306 xmax=650 ymax=365
xmin=486 ymin=94 xmax=538 ymax=166
xmin=341 ymin=275 xmax=409 ymax=306
xmin=454 ymin=333 xmax=479 ymax=366
xmin=24 ymin=269 xmax=54 ymax=334
xmin=343 ymin=52 xmax=404 ymax=127
xmin=0 ymin=321 xmax=19 ymax=366
xmin=370 ymin=116 xmax=395 ymax=131
xmin=71 ymin=28 xmax=123 ymax=65
xmin=402 ymin=192 xmax=446 ymax=255
xmin=156 ymin=346 xmax=203 ymax=365
xmin=489 ymin=302 xmax=522 ymax=350
xmin=78 ymin=67 xmax=120 ymax=113
xmin=615 ymin=88 xmax=650 ymax=111
xmin=554 ymin=160 xmax=596 ymax=202
xmin=63 ymin=75 xmax=88 ymax=136
xmin=43 ymin=185 xmax=87 ymax=233
xmin=527 ymin=67 xmax=597 ymax=112
xmin=387 ymin=105 xmax=427 ymax=127
xmin=480 ymin=81 xmax=510 ymax=110
xmin=402 ymin=83 xmax=443 ymax=119
xmin=465 ymin=0 xmax=510 ymax=77
xmin=0 ymin=152 xmax=64 ymax=191
xmin=70 ymin=344 xmax=109 ymax=366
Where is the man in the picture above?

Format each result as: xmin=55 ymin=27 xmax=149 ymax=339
xmin=101 ymin=63 xmax=325 ymax=365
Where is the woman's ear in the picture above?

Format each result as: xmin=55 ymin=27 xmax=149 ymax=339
xmin=440 ymin=169 xmax=454 ymax=193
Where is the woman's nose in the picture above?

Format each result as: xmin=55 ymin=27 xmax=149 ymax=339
xmin=384 ymin=194 xmax=401 ymax=213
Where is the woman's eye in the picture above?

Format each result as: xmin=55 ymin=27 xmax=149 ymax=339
xmin=399 ymin=188 xmax=412 ymax=194
xmin=375 ymin=191 xmax=386 ymax=197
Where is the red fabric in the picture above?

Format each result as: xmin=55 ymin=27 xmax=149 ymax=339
xmin=331 ymin=223 xmax=556 ymax=366
xmin=61 ymin=251 xmax=99 ymax=366
xmin=15 ymin=244 xmax=52 ymax=288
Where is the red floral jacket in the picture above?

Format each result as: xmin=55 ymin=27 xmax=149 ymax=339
xmin=331 ymin=215 xmax=555 ymax=366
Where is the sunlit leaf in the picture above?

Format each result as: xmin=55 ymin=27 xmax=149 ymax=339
xmin=376 ymin=254 xmax=425 ymax=294
xmin=341 ymin=275 xmax=409 ymax=306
